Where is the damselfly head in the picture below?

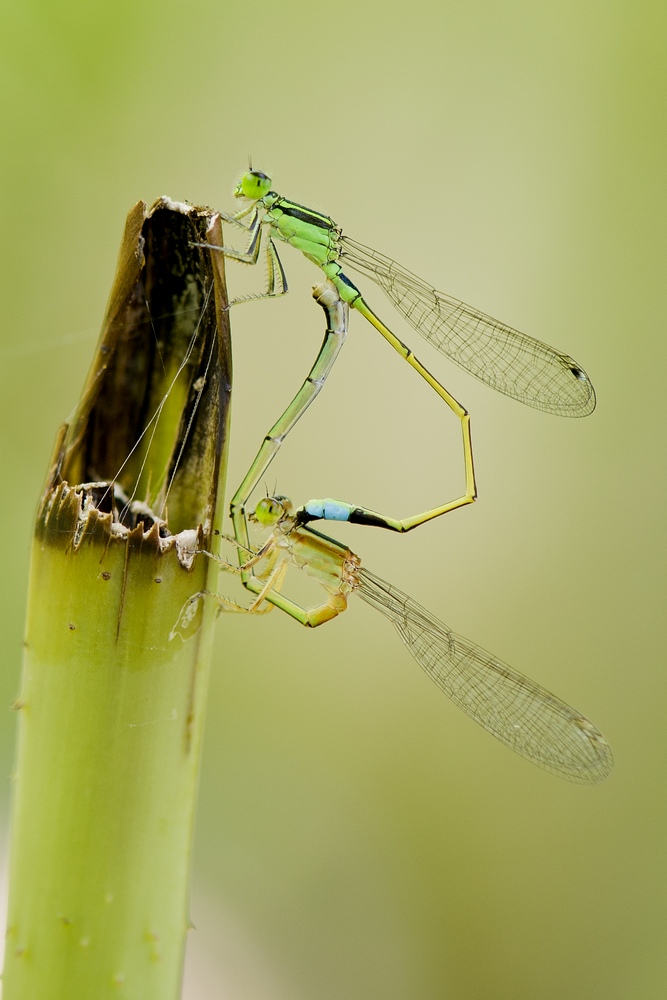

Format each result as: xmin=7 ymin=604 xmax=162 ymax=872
xmin=234 ymin=168 xmax=272 ymax=201
xmin=253 ymin=494 xmax=292 ymax=527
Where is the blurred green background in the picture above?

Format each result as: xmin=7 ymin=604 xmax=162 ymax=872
xmin=1 ymin=1 xmax=666 ymax=997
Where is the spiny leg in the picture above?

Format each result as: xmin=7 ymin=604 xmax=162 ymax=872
xmin=201 ymin=525 xmax=348 ymax=628
xmin=170 ymin=589 xmax=275 ymax=645
xmin=193 ymin=207 xmax=263 ymax=264
xmin=189 ymin=535 xmax=284 ymax=620
xmin=266 ymin=238 xmax=288 ymax=297
xmin=225 ymin=238 xmax=290 ymax=308
xmin=196 ymin=220 xmax=289 ymax=306
xmin=201 ymin=533 xmax=278 ymax=575
xmin=245 ymin=557 xmax=290 ymax=612
xmin=208 ymin=590 xmax=275 ymax=616
xmin=216 ymin=202 xmax=257 ymax=229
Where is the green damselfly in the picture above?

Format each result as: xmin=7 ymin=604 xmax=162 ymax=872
xmin=203 ymin=167 xmax=595 ymax=418
xmin=199 ymin=492 xmax=612 ymax=785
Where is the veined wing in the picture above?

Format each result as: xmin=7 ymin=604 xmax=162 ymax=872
xmin=341 ymin=237 xmax=595 ymax=417
xmin=356 ymin=568 xmax=612 ymax=783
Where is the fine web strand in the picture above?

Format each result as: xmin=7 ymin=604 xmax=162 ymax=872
xmin=107 ymin=281 xmax=215 ymax=518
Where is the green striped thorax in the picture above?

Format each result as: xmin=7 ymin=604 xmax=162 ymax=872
xmin=233 ymin=168 xmax=355 ymax=290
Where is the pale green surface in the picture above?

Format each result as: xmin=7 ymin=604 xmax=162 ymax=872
xmin=1 ymin=2 xmax=666 ymax=999
xmin=4 ymin=522 xmax=216 ymax=999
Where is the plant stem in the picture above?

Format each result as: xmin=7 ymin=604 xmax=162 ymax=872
xmin=3 ymin=197 xmax=232 ymax=999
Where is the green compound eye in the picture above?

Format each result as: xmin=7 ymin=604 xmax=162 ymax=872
xmin=236 ymin=169 xmax=272 ymax=200
xmin=254 ymin=495 xmax=287 ymax=526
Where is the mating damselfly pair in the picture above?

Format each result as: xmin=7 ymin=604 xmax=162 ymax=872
xmin=190 ymin=167 xmax=611 ymax=784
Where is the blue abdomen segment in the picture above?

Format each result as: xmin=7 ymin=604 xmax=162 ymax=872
xmin=302 ymin=499 xmax=353 ymax=522
xmin=295 ymin=499 xmax=392 ymax=530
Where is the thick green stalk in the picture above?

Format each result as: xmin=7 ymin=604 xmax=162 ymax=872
xmin=3 ymin=198 xmax=232 ymax=999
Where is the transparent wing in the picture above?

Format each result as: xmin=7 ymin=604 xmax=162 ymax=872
xmin=357 ymin=568 xmax=612 ymax=783
xmin=341 ymin=237 xmax=595 ymax=417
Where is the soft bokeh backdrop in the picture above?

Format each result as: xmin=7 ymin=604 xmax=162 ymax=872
xmin=1 ymin=1 xmax=666 ymax=997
